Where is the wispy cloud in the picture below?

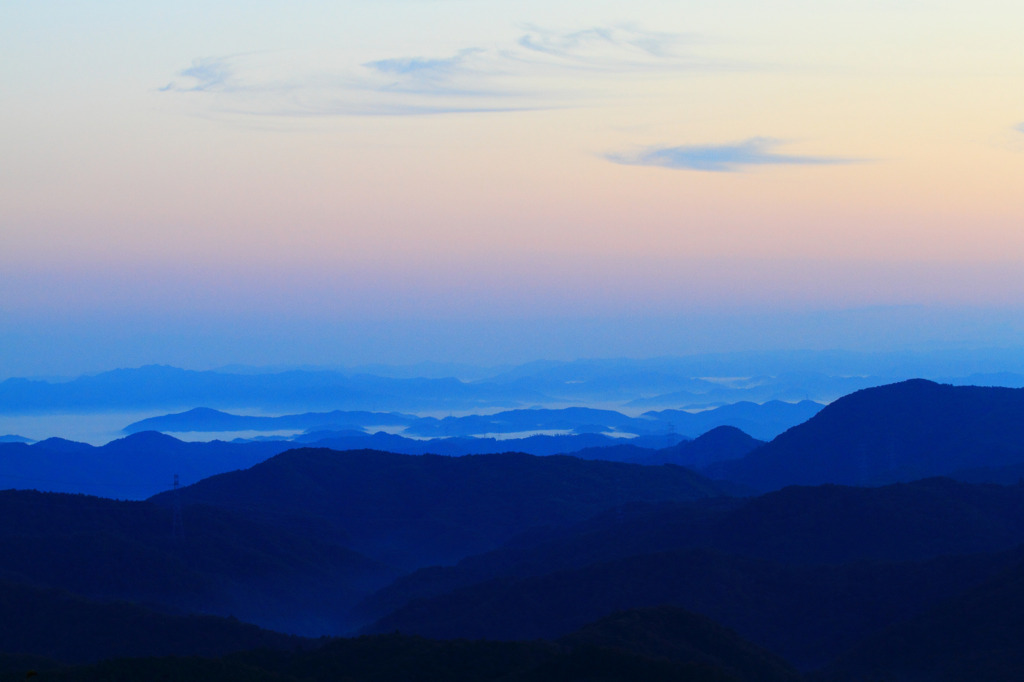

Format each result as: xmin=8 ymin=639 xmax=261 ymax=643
xmin=161 ymin=57 xmax=234 ymax=92
xmin=359 ymin=48 xmax=519 ymax=99
xmin=365 ymin=49 xmax=483 ymax=78
xmin=516 ymin=25 xmax=700 ymax=68
xmin=1016 ymin=122 xmax=1024 ymax=134
xmin=161 ymin=25 xmax=727 ymax=117
xmin=607 ymin=138 xmax=856 ymax=172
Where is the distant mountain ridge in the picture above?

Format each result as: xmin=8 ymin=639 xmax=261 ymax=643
xmin=640 ymin=401 xmax=823 ymax=440
xmin=8 ymin=352 xmax=1024 ymax=416
xmin=0 ymin=364 xmax=546 ymax=414
xmin=124 ymin=401 xmax=820 ymax=442
xmin=296 ymin=430 xmax=687 ymax=458
xmin=124 ymin=406 xmax=421 ymax=435
xmin=0 ymin=434 xmax=32 ymax=443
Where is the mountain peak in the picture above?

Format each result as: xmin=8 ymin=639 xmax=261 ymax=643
xmin=32 ymin=437 xmax=95 ymax=453
xmin=691 ymin=424 xmax=760 ymax=445
xmin=714 ymin=380 xmax=1024 ymax=491
xmin=109 ymin=431 xmax=186 ymax=449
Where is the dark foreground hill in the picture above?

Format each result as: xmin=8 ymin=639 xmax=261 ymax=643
xmin=0 ymin=579 xmax=303 ymax=664
xmin=9 ymin=607 xmax=798 ymax=682
xmin=151 ymin=448 xmax=729 ymax=569
xmin=357 ymin=478 xmax=1024 ymax=625
xmin=0 ymin=490 xmax=395 ymax=635
xmin=562 ymin=606 xmax=801 ymax=682
xmin=826 ymin=558 xmax=1024 ymax=682
xmin=711 ymin=380 xmax=1024 ymax=491
xmin=363 ymin=545 xmax=1024 ymax=670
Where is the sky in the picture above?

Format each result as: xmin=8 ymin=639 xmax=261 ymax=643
xmin=2 ymin=1 xmax=1024 ymax=377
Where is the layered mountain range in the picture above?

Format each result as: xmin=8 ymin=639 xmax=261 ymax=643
xmin=5 ymin=379 xmax=1024 ymax=680
xmin=5 ymin=350 xmax=1024 ymax=415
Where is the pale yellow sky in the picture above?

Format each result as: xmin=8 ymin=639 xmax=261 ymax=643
xmin=1 ymin=0 xmax=1023 ymax=372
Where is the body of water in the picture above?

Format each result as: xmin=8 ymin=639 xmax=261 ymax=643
xmin=0 ymin=411 xmax=173 ymax=446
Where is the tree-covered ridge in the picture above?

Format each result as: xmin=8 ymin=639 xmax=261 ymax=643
xmin=4 ymin=607 xmax=797 ymax=682
xmin=357 ymin=477 xmax=1024 ymax=625
xmin=0 ymin=579 xmax=303 ymax=664
xmin=8 ymin=381 xmax=1024 ymax=679
xmin=151 ymin=448 xmax=729 ymax=569
xmin=0 ymin=490 xmax=394 ymax=635
xmin=713 ymin=380 xmax=1024 ymax=490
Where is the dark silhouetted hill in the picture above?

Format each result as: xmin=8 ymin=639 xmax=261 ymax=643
xmin=711 ymin=380 xmax=1024 ymax=491
xmin=654 ymin=425 xmax=763 ymax=468
xmin=568 ymin=442 xmax=664 ymax=464
xmin=0 ymin=427 xmax=745 ymax=501
xmin=561 ymin=606 xmax=801 ymax=682
xmin=30 ymin=639 xmax=737 ymax=682
xmin=21 ymin=609 xmax=807 ymax=682
xmin=0 ymin=431 xmax=694 ymax=499
xmin=0 ymin=579 xmax=303 ymax=664
xmin=30 ymin=437 xmax=94 ymax=454
xmin=356 ymin=478 xmax=1024 ymax=625
xmin=826 ymin=558 xmax=1024 ymax=681
xmin=0 ymin=490 xmax=395 ymax=635
xmin=363 ymin=546 xmax=1024 ymax=670
xmin=941 ymin=460 xmax=1024 ymax=486
xmin=151 ymin=448 xmax=729 ymax=569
